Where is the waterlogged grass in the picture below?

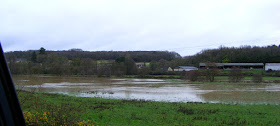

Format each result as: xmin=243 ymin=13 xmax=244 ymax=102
xmin=18 ymin=91 xmax=280 ymax=125
xmin=124 ymin=75 xmax=181 ymax=79
xmin=166 ymin=79 xmax=186 ymax=83
xmin=215 ymin=76 xmax=280 ymax=81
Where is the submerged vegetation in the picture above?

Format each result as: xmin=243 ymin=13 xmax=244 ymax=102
xmin=18 ymin=91 xmax=280 ymax=125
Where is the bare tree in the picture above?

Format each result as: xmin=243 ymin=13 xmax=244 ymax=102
xmin=137 ymin=66 xmax=149 ymax=78
xmin=228 ymin=67 xmax=244 ymax=82
xmin=125 ymin=56 xmax=137 ymax=75
xmin=205 ymin=62 xmax=219 ymax=82
xmin=252 ymin=74 xmax=263 ymax=83
xmin=186 ymin=70 xmax=200 ymax=82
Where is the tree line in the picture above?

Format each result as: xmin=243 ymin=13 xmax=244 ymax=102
xmin=5 ymin=49 xmax=181 ymax=62
xmin=5 ymin=48 xmax=186 ymax=76
xmin=185 ymin=45 xmax=280 ymax=66
xmin=185 ymin=67 xmax=264 ymax=83
xmin=5 ymin=44 xmax=280 ymax=77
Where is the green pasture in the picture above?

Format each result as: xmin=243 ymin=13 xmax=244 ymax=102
xmin=18 ymin=91 xmax=280 ymax=126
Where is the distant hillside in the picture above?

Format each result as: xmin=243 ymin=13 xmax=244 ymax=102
xmin=5 ymin=50 xmax=181 ymax=62
xmin=185 ymin=45 xmax=280 ymax=66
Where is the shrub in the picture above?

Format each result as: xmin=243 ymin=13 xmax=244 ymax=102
xmin=186 ymin=70 xmax=200 ymax=82
xmin=252 ymin=74 xmax=263 ymax=83
xmin=228 ymin=67 xmax=243 ymax=82
xmin=23 ymin=111 xmax=95 ymax=126
xmin=204 ymin=62 xmax=219 ymax=82
xmin=18 ymin=91 xmax=96 ymax=126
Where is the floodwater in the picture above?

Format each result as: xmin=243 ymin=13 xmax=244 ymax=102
xmin=13 ymin=75 xmax=280 ymax=104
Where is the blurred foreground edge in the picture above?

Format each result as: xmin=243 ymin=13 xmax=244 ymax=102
xmin=0 ymin=43 xmax=26 ymax=126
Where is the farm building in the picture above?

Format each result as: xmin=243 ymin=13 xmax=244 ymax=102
xmin=173 ymin=66 xmax=198 ymax=72
xmin=265 ymin=63 xmax=280 ymax=71
xmin=167 ymin=67 xmax=173 ymax=72
xmin=199 ymin=63 xmax=264 ymax=70
xmin=136 ymin=63 xmax=145 ymax=69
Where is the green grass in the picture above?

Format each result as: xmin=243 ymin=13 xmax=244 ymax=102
xmin=96 ymin=60 xmax=114 ymax=64
xmin=215 ymin=76 xmax=229 ymax=79
xmin=215 ymin=76 xmax=253 ymax=80
xmin=166 ymin=79 xmax=185 ymax=83
xmin=263 ymin=76 xmax=280 ymax=80
xmin=215 ymin=76 xmax=280 ymax=81
xmin=222 ymin=70 xmax=264 ymax=74
xmin=18 ymin=91 xmax=280 ymax=125
xmin=136 ymin=62 xmax=150 ymax=67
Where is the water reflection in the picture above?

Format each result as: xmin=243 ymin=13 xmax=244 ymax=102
xmin=124 ymin=90 xmax=131 ymax=98
xmin=13 ymin=75 xmax=280 ymax=104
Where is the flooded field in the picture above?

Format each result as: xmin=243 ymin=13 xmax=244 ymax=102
xmin=13 ymin=75 xmax=280 ymax=104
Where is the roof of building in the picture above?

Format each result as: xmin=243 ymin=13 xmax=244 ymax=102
xmin=199 ymin=63 xmax=264 ymax=67
xmin=178 ymin=66 xmax=198 ymax=69
xmin=265 ymin=63 xmax=280 ymax=66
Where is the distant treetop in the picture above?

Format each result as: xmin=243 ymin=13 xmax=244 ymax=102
xmin=5 ymin=50 xmax=181 ymax=62
xmin=185 ymin=44 xmax=280 ymax=65
xmin=39 ymin=47 xmax=46 ymax=55
xmin=69 ymin=48 xmax=83 ymax=52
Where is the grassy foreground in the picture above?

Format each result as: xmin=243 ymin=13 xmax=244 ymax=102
xmin=18 ymin=91 xmax=280 ymax=126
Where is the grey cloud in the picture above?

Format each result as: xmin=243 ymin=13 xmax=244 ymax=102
xmin=1 ymin=0 xmax=280 ymax=55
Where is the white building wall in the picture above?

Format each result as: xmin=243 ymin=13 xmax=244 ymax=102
xmin=265 ymin=63 xmax=280 ymax=71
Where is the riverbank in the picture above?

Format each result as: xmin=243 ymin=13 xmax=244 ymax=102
xmin=18 ymin=91 xmax=280 ymax=125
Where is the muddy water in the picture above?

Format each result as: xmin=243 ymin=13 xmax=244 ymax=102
xmin=13 ymin=75 xmax=280 ymax=104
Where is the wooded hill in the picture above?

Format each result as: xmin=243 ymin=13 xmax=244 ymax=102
xmin=4 ymin=48 xmax=184 ymax=75
xmin=5 ymin=45 xmax=280 ymax=66
xmin=185 ymin=45 xmax=280 ymax=66
xmin=5 ymin=50 xmax=181 ymax=62
xmin=4 ymin=44 xmax=280 ymax=76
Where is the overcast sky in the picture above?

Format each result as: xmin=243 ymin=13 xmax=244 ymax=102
xmin=1 ymin=0 xmax=280 ymax=56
